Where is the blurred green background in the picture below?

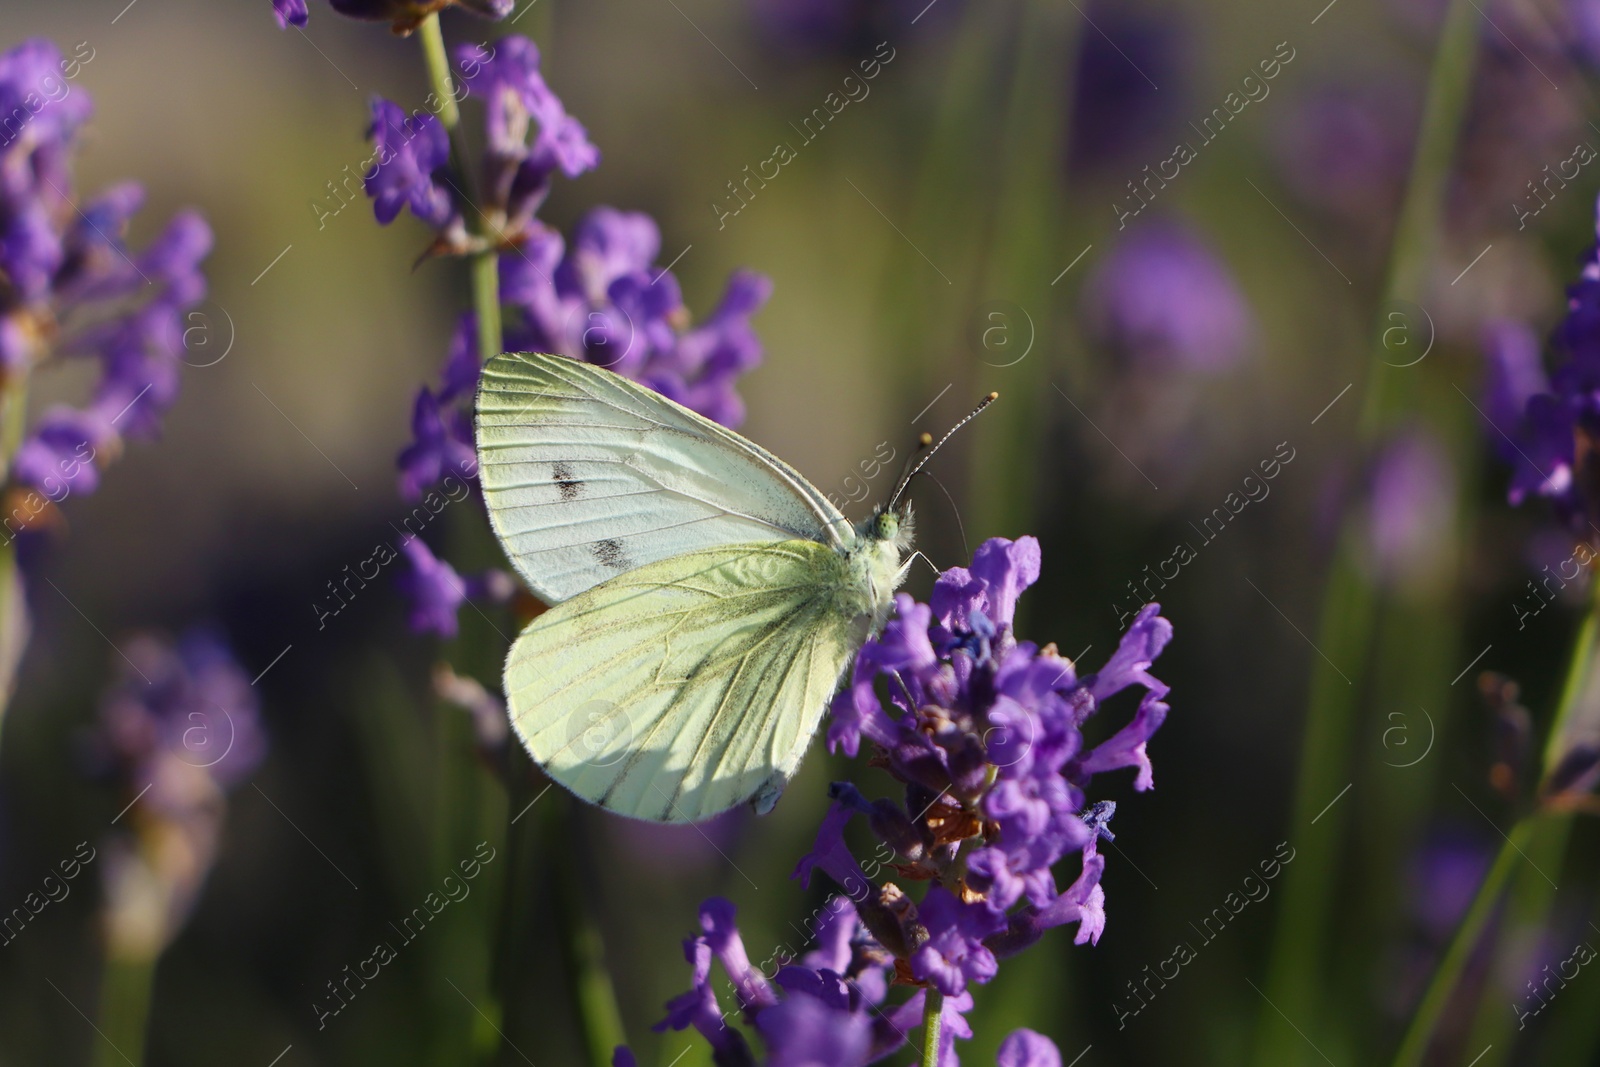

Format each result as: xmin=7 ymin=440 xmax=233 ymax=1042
xmin=2 ymin=0 xmax=1599 ymax=1064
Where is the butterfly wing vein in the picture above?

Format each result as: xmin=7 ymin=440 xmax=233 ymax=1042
xmin=503 ymin=542 xmax=864 ymax=822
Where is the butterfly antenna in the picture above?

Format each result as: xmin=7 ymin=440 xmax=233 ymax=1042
xmin=888 ymin=391 xmax=1000 ymax=508
xmin=883 ymin=432 xmax=933 ymax=512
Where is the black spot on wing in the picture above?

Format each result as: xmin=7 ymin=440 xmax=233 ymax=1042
xmin=594 ymin=538 xmax=630 ymax=570
xmin=552 ymin=461 xmax=583 ymax=501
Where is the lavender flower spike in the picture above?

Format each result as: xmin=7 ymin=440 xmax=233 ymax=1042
xmin=659 ymin=538 xmax=1173 ymax=1064
xmin=92 ymin=630 xmax=266 ymax=960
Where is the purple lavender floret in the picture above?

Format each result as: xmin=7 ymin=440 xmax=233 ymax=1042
xmin=362 ymin=35 xmax=596 ymax=246
xmin=397 ymin=383 xmax=476 ymax=502
xmin=366 ymin=98 xmax=455 ymax=228
xmin=272 ymin=0 xmax=310 ymax=26
xmin=10 ymin=406 xmax=115 ymax=497
xmin=503 ymin=208 xmax=773 ymax=427
xmin=396 ymin=535 xmax=513 ymax=638
xmin=456 ymin=36 xmax=599 ymax=231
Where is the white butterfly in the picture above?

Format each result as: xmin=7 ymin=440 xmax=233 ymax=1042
xmin=475 ymin=352 xmax=922 ymax=823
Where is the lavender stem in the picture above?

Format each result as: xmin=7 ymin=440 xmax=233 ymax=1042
xmin=921 ymin=988 xmax=944 ymax=1067
xmin=416 ymin=13 xmax=502 ymax=365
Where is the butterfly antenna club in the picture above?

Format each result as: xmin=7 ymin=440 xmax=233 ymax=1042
xmin=888 ymin=391 xmax=1000 ymax=508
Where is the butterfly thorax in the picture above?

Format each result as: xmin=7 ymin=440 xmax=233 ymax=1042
xmin=840 ymin=506 xmax=913 ymax=629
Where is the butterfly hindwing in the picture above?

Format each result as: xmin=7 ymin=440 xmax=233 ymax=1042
xmin=503 ymin=540 xmax=865 ymax=822
xmin=475 ymin=352 xmax=849 ymax=604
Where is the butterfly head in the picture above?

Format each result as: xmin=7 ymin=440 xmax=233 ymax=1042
xmin=848 ymin=503 xmax=914 ymax=626
xmin=861 ymin=502 xmax=915 ymax=555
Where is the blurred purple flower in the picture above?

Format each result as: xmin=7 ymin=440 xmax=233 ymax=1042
xmin=997 ymin=1030 xmax=1062 ymax=1067
xmin=748 ymin=0 xmax=936 ymax=57
xmin=1083 ymin=219 xmax=1254 ymax=372
xmin=1361 ymin=428 xmax=1457 ymax=591
xmin=432 ymin=662 xmax=510 ymax=760
xmin=94 ymin=630 xmax=267 ymax=788
xmin=0 ymin=38 xmax=93 ymax=164
xmin=0 ymin=37 xmax=211 ymax=509
xmin=1273 ymin=86 xmax=1413 ymax=220
xmin=272 ymin=0 xmax=310 ymax=26
xmin=1407 ymin=827 xmax=1491 ymax=942
xmin=92 ymin=629 xmax=266 ymax=959
xmin=1574 ymin=0 xmax=1600 ymax=65
xmin=397 ymin=385 xmax=476 ymax=501
xmin=396 ymin=536 xmax=513 ymax=638
xmin=1484 ymin=194 xmax=1600 ymax=530
xmin=1482 ymin=320 xmax=1549 ymax=446
xmin=10 ymin=405 xmax=115 ymax=497
xmin=1069 ymin=3 xmax=1188 ymax=173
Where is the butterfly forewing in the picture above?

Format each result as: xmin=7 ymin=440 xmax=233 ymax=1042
xmin=502 ymin=540 xmax=865 ymax=822
xmin=475 ymin=352 xmax=849 ymax=604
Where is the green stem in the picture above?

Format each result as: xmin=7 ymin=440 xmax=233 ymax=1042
xmin=967 ymin=0 xmax=1075 ymax=553
xmin=416 ymin=17 xmax=506 ymax=1065
xmin=1454 ymin=572 xmax=1600 ymax=1063
xmin=1356 ymin=0 xmax=1481 ymax=435
xmin=1391 ymin=577 xmax=1600 ymax=1063
xmin=0 ymin=381 xmax=25 ymax=470
xmin=1389 ymin=818 xmax=1536 ymax=1067
xmin=470 ymin=248 xmax=503 ymax=364
xmin=417 ymin=14 xmax=462 ymax=132
xmin=95 ymin=953 xmax=155 ymax=1067
xmin=921 ymin=987 xmax=944 ymax=1067
xmin=0 ymin=362 xmax=29 ymax=733
xmin=1539 ymin=577 xmax=1600 ymax=779
xmin=417 ymin=12 xmax=502 ymax=366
